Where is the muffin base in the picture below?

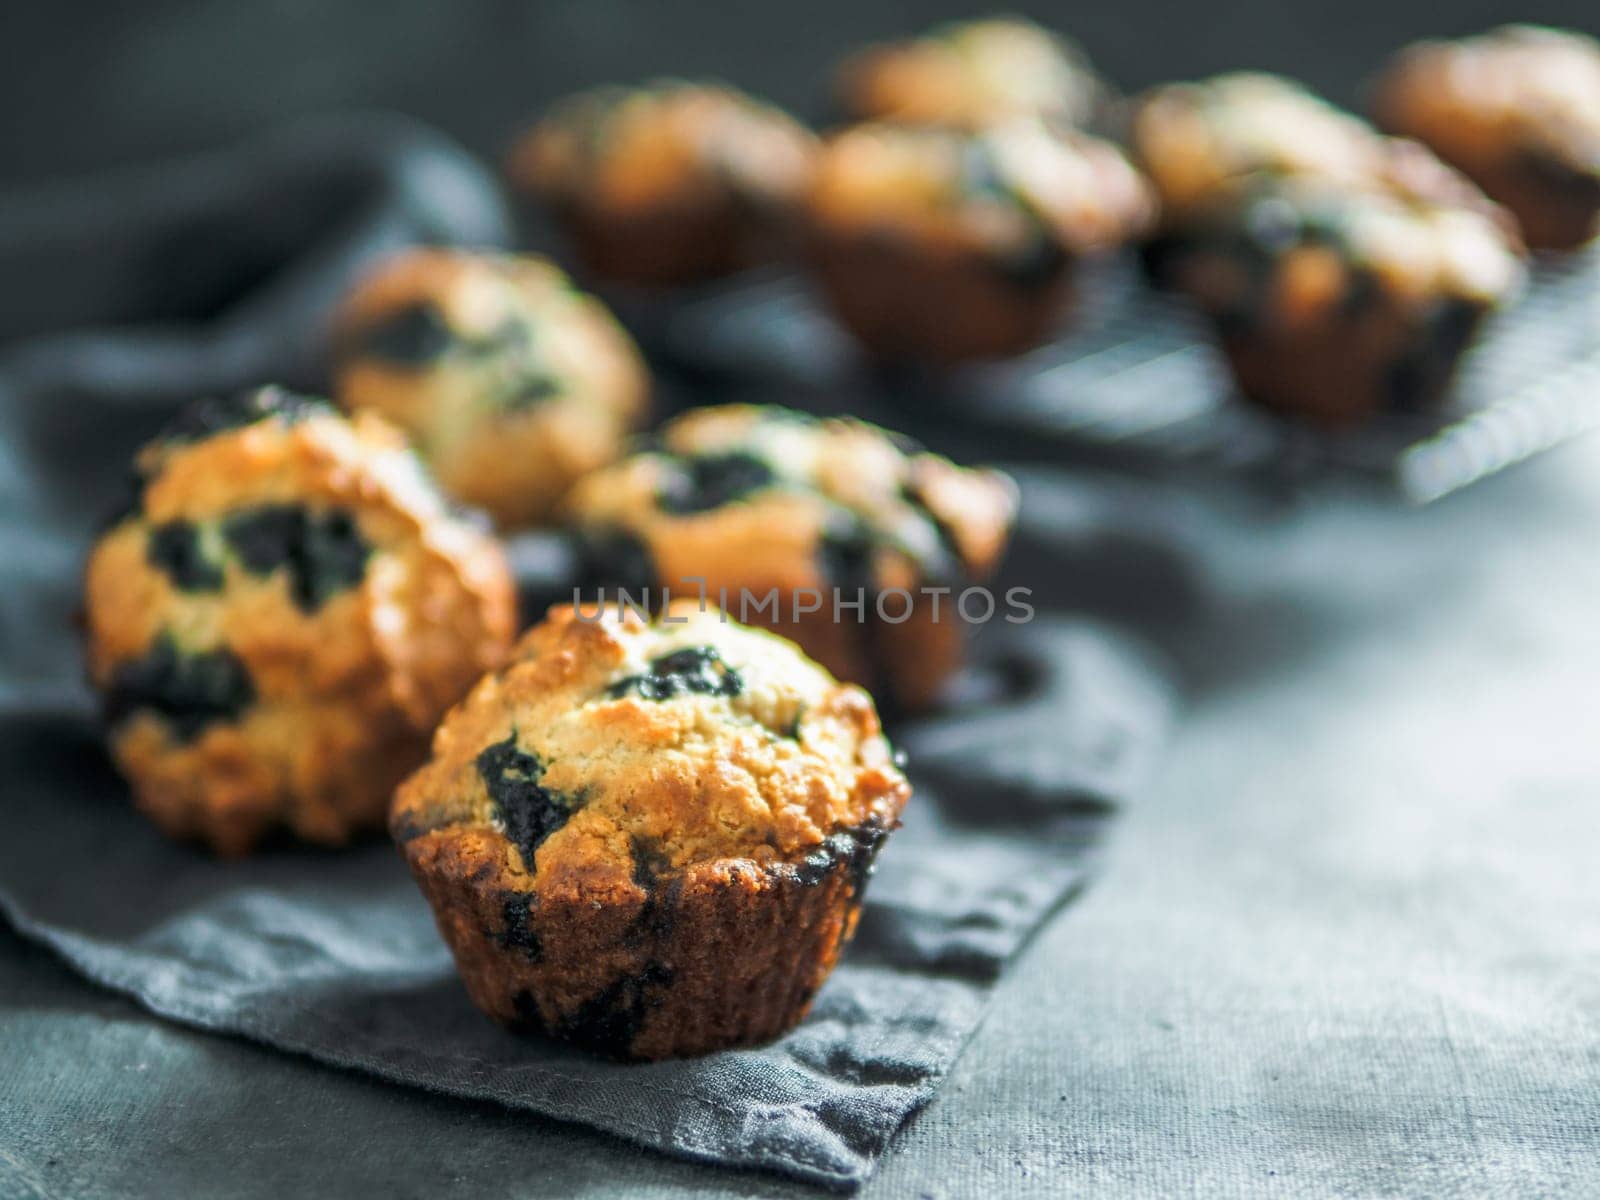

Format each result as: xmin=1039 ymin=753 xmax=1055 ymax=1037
xmin=398 ymin=821 xmax=889 ymax=1060
xmin=808 ymin=229 xmax=1075 ymax=363
xmin=1216 ymin=297 xmax=1491 ymax=429
xmin=1459 ymin=159 xmax=1600 ymax=252
xmin=544 ymin=200 xmax=782 ymax=288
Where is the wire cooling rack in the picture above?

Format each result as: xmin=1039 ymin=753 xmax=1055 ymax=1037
xmin=606 ymin=247 xmax=1600 ymax=504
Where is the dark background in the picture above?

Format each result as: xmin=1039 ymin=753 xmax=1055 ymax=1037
xmin=3 ymin=0 xmax=1598 ymax=187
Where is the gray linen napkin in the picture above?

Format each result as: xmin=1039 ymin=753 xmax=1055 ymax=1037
xmin=0 ymin=115 xmax=1174 ymax=1189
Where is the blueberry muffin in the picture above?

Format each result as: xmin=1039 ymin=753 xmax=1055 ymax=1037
xmin=506 ymin=80 xmax=818 ymax=286
xmin=836 ymin=17 xmax=1104 ymax=131
xmin=806 ymin=120 xmax=1154 ymax=361
xmin=1374 ymin=26 xmax=1600 ymax=250
xmin=82 ymin=387 xmax=517 ymax=855
xmin=332 ymin=249 xmax=649 ymax=529
xmin=563 ymin=405 xmax=1017 ymax=709
xmin=391 ymin=602 xmax=910 ymax=1060
xmin=1144 ymin=167 xmax=1525 ymax=425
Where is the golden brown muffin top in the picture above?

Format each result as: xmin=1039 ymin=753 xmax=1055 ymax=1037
xmin=808 ymin=119 xmax=1154 ymax=261
xmin=1133 ymin=73 xmax=1391 ymax=216
xmin=564 ymin=404 xmax=1016 ymax=595
xmin=837 ymin=17 xmax=1103 ymax=130
xmin=392 ymin=603 xmax=910 ymax=890
xmin=506 ymin=80 xmax=817 ymax=217
xmin=1373 ymin=26 xmax=1600 ymax=181
xmin=86 ymin=387 xmax=515 ymax=740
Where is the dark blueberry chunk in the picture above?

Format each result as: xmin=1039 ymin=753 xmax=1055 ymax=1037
xmin=159 ymin=387 xmax=327 ymax=448
xmin=607 ymin=646 xmax=744 ymax=702
xmin=104 ymin=634 xmax=254 ymax=743
xmin=146 ymin=520 xmax=223 ymax=591
xmin=544 ymin=961 xmax=675 ymax=1059
xmin=960 ymin=142 xmax=1067 ymax=290
xmin=502 ymin=374 xmax=564 ymax=412
xmin=496 ymin=893 xmax=543 ymax=961
xmin=657 ymin=452 xmax=775 ymax=515
xmin=786 ymin=820 xmax=890 ymax=895
xmin=223 ymin=505 xmax=301 ymax=574
xmin=818 ymin=514 xmax=878 ymax=596
xmin=348 ymin=302 xmax=456 ymax=366
xmin=629 ymin=834 xmax=673 ymax=891
xmin=477 ymin=733 xmax=574 ymax=869
xmin=222 ymin=504 xmax=371 ymax=613
xmin=390 ymin=809 xmax=429 ymax=844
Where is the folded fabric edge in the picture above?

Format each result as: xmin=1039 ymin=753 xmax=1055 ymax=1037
xmin=0 ymin=882 xmax=974 ymax=1189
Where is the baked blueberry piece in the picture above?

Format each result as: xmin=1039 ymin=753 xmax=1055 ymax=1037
xmin=1374 ymin=26 xmax=1600 ymax=251
xmin=836 ymin=16 xmax=1104 ymax=131
xmin=506 ymin=80 xmax=818 ymax=286
xmin=332 ymin=249 xmax=648 ymax=529
xmin=391 ymin=602 xmax=910 ymax=1060
xmin=83 ymin=386 xmax=517 ymax=855
xmin=563 ymin=405 xmax=1017 ymax=710
xmin=806 ymin=119 xmax=1154 ymax=361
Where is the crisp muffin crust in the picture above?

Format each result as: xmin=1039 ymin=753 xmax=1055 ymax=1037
xmin=82 ymin=387 xmax=516 ymax=855
xmin=564 ymin=405 xmax=1017 ymax=709
xmin=506 ymin=80 xmax=818 ymax=285
xmin=1374 ymin=25 xmax=1600 ymax=250
xmin=332 ymin=248 xmax=648 ymax=529
xmin=392 ymin=603 xmax=910 ymax=1060
xmin=836 ymin=17 xmax=1104 ymax=131
xmin=806 ymin=118 xmax=1153 ymax=360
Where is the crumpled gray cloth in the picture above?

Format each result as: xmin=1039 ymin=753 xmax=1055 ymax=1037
xmin=0 ymin=115 xmax=1174 ymax=1189
xmin=0 ymin=617 xmax=1169 ymax=1188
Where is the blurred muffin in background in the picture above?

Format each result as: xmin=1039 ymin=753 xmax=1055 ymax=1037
xmin=1144 ymin=167 xmax=1525 ymax=427
xmin=565 ymin=405 xmax=1017 ymax=711
xmin=1373 ymin=25 xmax=1600 ymax=250
xmin=506 ymin=80 xmax=818 ymax=286
xmin=805 ymin=120 xmax=1154 ymax=361
xmin=1131 ymin=72 xmax=1389 ymax=220
xmin=83 ymin=387 xmax=515 ymax=855
xmin=837 ymin=16 xmax=1105 ymax=131
xmin=332 ymin=249 xmax=648 ymax=529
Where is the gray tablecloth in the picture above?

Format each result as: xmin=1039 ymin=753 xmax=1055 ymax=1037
xmin=7 ymin=439 xmax=1600 ymax=1197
